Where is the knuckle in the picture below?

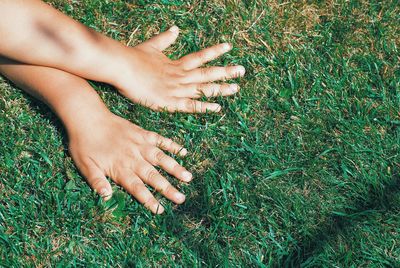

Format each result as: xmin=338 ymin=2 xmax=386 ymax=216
xmin=157 ymin=137 xmax=167 ymax=148
xmin=152 ymin=105 xmax=163 ymax=112
xmin=130 ymin=182 xmax=143 ymax=194
xmin=147 ymin=132 xmax=159 ymax=144
xmin=200 ymin=87 xmax=211 ymax=96
xmin=197 ymin=101 xmax=205 ymax=111
xmin=172 ymin=162 xmax=182 ymax=172
xmin=161 ymin=183 xmax=173 ymax=195
xmin=221 ymin=83 xmax=230 ymax=90
xmin=139 ymin=131 xmax=149 ymax=141
xmin=197 ymin=51 xmax=207 ymax=61
xmin=78 ymin=157 xmax=93 ymax=169
xmin=195 ymin=84 xmax=205 ymax=96
xmin=155 ymin=180 xmax=170 ymax=193
xmin=210 ymin=85 xmax=220 ymax=95
xmin=176 ymin=58 xmax=185 ymax=66
xmin=90 ymin=177 xmax=104 ymax=189
xmin=200 ymin=68 xmax=210 ymax=77
xmin=171 ymin=69 xmax=187 ymax=79
xmin=144 ymin=196 xmax=157 ymax=207
xmin=164 ymin=138 xmax=174 ymax=148
xmin=184 ymin=99 xmax=196 ymax=111
xmin=145 ymin=168 xmax=158 ymax=181
xmin=166 ymin=184 xmax=175 ymax=195
xmin=171 ymin=60 xmax=182 ymax=67
xmin=228 ymin=67 xmax=238 ymax=77
xmin=154 ymin=150 xmax=165 ymax=162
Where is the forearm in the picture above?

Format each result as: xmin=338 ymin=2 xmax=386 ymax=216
xmin=0 ymin=0 xmax=127 ymax=85
xmin=0 ymin=57 xmax=110 ymax=136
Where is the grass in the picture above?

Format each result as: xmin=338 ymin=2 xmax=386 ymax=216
xmin=0 ymin=0 xmax=399 ymax=266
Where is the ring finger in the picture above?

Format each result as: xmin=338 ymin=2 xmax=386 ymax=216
xmin=173 ymin=83 xmax=239 ymax=98
xmin=136 ymin=161 xmax=186 ymax=204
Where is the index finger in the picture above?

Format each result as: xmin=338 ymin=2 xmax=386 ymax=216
xmin=144 ymin=131 xmax=187 ymax=156
xmin=178 ymin=43 xmax=232 ymax=70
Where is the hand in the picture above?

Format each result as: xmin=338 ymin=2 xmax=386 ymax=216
xmin=68 ymin=111 xmax=191 ymax=214
xmin=115 ymin=26 xmax=245 ymax=113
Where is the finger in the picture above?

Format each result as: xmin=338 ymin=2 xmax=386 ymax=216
xmin=144 ymin=147 xmax=193 ymax=182
xmin=178 ymin=43 xmax=232 ymax=70
xmin=140 ymin=26 xmax=179 ymax=51
xmin=137 ymin=162 xmax=186 ymax=204
xmin=77 ymin=159 xmax=112 ymax=201
xmin=173 ymin=98 xmax=221 ymax=113
xmin=117 ymin=172 xmax=164 ymax=214
xmin=182 ymin=65 xmax=245 ymax=84
xmin=174 ymin=83 xmax=239 ymax=98
xmin=144 ymin=131 xmax=187 ymax=156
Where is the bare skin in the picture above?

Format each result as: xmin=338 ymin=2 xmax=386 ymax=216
xmin=0 ymin=0 xmax=245 ymax=113
xmin=0 ymin=1 xmax=246 ymax=213
xmin=0 ymin=57 xmax=191 ymax=214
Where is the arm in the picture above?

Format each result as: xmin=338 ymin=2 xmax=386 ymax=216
xmin=0 ymin=57 xmax=192 ymax=214
xmin=0 ymin=0 xmax=125 ymax=85
xmin=0 ymin=0 xmax=246 ymax=113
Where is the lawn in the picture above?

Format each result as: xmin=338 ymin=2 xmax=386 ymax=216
xmin=0 ymin=0 xmax=399 ymax=266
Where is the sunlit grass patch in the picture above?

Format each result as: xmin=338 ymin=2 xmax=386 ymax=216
xmin=0 ymin=0 xmax=399 ymax=266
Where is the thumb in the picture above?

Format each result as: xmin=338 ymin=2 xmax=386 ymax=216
xmin=140 ymin=25 xmax=180 ymax=51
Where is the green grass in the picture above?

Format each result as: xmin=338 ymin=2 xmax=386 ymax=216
xmin=0 ymin=0 xmax=399 ymax=266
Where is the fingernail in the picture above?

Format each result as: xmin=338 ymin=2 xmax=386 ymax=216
xmin=175 ymin=192 xmax=186 ymax=203
xmin=237 ymin=66 xmax=246 ymax=76
xmin=212 ymin=104 xmax=222 ymax=112
xmin=99 ymin=188 xmax=112 ymax=200
xmin=153 ymin=204 xmax=165 ymax=214
xmin=103 ymin=194 xmax=112 ymax=201
xmin=223 ymin=43 xmax=232 ymax=51
xmin=230 ymin=84 xmax=239 ymax=92
xmin=182 ymin=171 xmax=193 ymax=181
xmin=99 ymin=188 xmax=108 ymax=196
xmin=180 ymin=148 xmax=188 ymax=156
xmin=169 ymin=26 xmax=179 ymax=34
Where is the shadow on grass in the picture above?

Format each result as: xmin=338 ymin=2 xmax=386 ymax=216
xmin=16 ymin=86 xmax=69 ymax=149
xmin=167 ymin=195 xmax=216 ymax=262
xmin=4 ymin=77 xmax=220 ymax=264
xmin=282 ymin=172 xmax=400 ymax=267
xmin=158 ymin=175 xmax=231 ymax=265
xmin=4 ymin=78 xmax=399 ymax=266
xmin=160 ymin=166 xmax=400 ymax=266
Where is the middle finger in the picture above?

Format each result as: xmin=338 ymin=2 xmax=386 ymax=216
xmin=136 ymin=161 xmax=186 ymax=204
xmin=181 ymin=65 xmax=245 ymax=84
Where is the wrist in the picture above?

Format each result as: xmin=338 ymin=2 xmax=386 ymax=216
xmin=105 ymin=46 xmax=139 ymax=89
xmin=96 ymin=42 xmax=132 ymax=86
xmin=49 ymin=88 xmax=111 ymax=137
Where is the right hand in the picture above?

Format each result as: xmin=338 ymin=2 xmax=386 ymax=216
xmin=114 ymin=26 xmax=245 ymax=113
xmin=68 ymin=111 xmax=191 ymax=214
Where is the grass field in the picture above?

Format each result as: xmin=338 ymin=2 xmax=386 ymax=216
xmin=0 ymin=0 xmax=399 ymax=266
